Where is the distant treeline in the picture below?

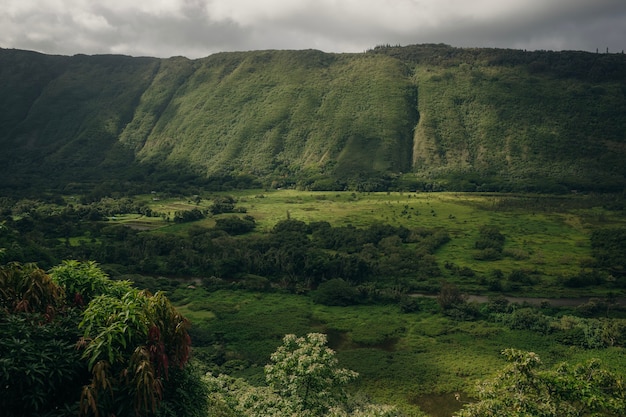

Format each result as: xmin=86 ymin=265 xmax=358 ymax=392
xmin=369 ymin=43 xmax=626 ymax=81
xmin=1 ymin=215 xmax=448 ymax=293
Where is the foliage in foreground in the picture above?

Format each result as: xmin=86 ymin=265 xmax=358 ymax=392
xmin=455 ymin=349 xmax=626 ymax=417
xmin=0 ymin=260 xmax=203 ymax=417
xmin=206 ymin=333 xmax=400 ymax=417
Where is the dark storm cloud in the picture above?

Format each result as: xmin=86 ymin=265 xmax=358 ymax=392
xmin=1 ymin=0 xmax=624 ymax=58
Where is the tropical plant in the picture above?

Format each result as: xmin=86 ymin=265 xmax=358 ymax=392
xmin=455 ymin=349 xmax=626 ymax=417
xmin=0 ymin=261 xmax=197 ymax=417
xmin=78 ymin=289 xmax=192 ymax=417
xmin=0 ymin=261 xmax=65 ymax=315
xmin=0 ymin=312 xmax=85 ymax=417
xmin=49 ymin=259 xmax=132 ymax=306
xmin=0 ymin=262 xmax=82 ymax=417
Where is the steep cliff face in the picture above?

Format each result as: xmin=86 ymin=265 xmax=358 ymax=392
xmin=0 ymin=50 xmax=160 ymax=189
xmin=409 ymin=60 xmax=626 ymax=191
xmin=383 ymin=44 xmax=626 ymax=191
xmin=0 ymin=45 xmax=624 ymax=192
xmin=123 ymin=50 xmax=417 ymax=184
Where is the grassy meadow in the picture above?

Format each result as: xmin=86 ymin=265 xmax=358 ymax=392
xmin=112 ymin=189 xmax=626 ymax=416
xmin=135 ymin=189 xmax=625 ymax=297
xmin=4 ymin=189 xmax=625 ymax=416
xmin=171 ymin=284 xmax=626 ymax=417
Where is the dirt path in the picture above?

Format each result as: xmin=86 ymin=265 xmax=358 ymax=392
xmin=411 ymin=293 xmax=626 ymax=307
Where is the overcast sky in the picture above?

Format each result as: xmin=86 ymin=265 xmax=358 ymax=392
xmin=2 ymin=0 xmax=625 ymax=59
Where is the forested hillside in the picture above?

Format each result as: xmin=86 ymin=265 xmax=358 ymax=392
xmin=1 ymin=44 xmax=625 ymax=194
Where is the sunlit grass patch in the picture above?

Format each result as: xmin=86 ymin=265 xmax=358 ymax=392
xmin=144 ymin=189 xmax=625 ymax=297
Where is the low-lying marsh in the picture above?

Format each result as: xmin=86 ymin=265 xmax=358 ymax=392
xmin=177 ymin=286 xmax=626 ymax=416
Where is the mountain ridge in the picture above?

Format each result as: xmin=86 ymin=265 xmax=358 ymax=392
xmin=1 ymin=44 xmax=625 ymax=194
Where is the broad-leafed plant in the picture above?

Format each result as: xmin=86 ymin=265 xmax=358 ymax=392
xmin=78 ymin=285 xmax=191 ymax=416
xmin=0 ymin=260 xmax=195 ymax=417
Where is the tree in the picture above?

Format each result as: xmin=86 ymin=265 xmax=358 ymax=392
xmin=265 ymin=333 xmax=358 ymax=415
xmin=206 ymin=333 xmax=398 ymax=417
xmin=209 ymin=196 xmax=237 ymax=215
xmin=437 ymin=280 xmax=467 ymax=311
xmin=312 ymin=278 xmax=360 ymax=306
xmin=455 ymin=349 xmax=626 ymax=417
xmin=214 ymin=215 xmax=256 ymax=235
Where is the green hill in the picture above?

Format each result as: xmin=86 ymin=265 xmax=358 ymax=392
xmin=1 ymin=45 xmax=625 ymax=193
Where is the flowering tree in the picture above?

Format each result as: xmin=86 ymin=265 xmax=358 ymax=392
xmin=206 ymin=333 xmax=398 ymax=417
xmin=264 ymin=333 xmax=358 ymax=415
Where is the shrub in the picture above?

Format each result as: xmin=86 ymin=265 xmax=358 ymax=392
xmin=0 ymin=312 xmax=84 ymax=416
xmin=474 ymin=225 xmax=505 ymax=251
xmin=174 ymin=208 xmax=206 ymax=223
xmin=312 ymin=279 xmax=360 ymax=306
xmin=473 ymin=248 xmax=502 ymax=261
xmin=503 ymin=307 xmax=551 ymax=334
xmin=486 ymin=295 xmax=510 ymax=314
xmin=215 ymin=215 xmax=256 ymax=235
xmin=398 ymin=296 xmax=422 ymax=313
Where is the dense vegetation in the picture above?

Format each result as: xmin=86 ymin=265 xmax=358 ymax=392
xmin=0 ymin=260 xmax=204 ymax=417
xmin=1 ymin=190 xmax=626 ymax=416
xmin=2 ymin=190 xmax=626 ymax=296
xmin=1 ymin=42 xmax=626 ymax=416
xmin=1 ymin=44 xmax=625 ymax=195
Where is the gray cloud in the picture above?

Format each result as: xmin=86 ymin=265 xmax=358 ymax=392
xmin=1 ymin=0 xmax=624 ymax=58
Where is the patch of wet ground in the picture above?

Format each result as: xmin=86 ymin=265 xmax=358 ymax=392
xmin=409 ymin=392 xmax=471 ymax=417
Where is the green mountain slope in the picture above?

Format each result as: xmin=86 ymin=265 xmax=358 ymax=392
xmin=0 ymin=50 xmax=160 ymax=190
xmin=121 ymin=50 xmax=416 ymax=190
xmin=0 ymin=45 xmax=625 ymax=193
xmin=374 ymin=44 xmax=626 ymax=192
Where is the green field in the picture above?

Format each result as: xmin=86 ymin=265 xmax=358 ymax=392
xmin=133 ymin=189 xmax=626 ymax=298
xmin=171 ymin=285 xmax=626 ymax=417
xmin=128 ymin=190 xmax=626 ymax=415
xmin=2 ymin=189 xmax=625 ymax=416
